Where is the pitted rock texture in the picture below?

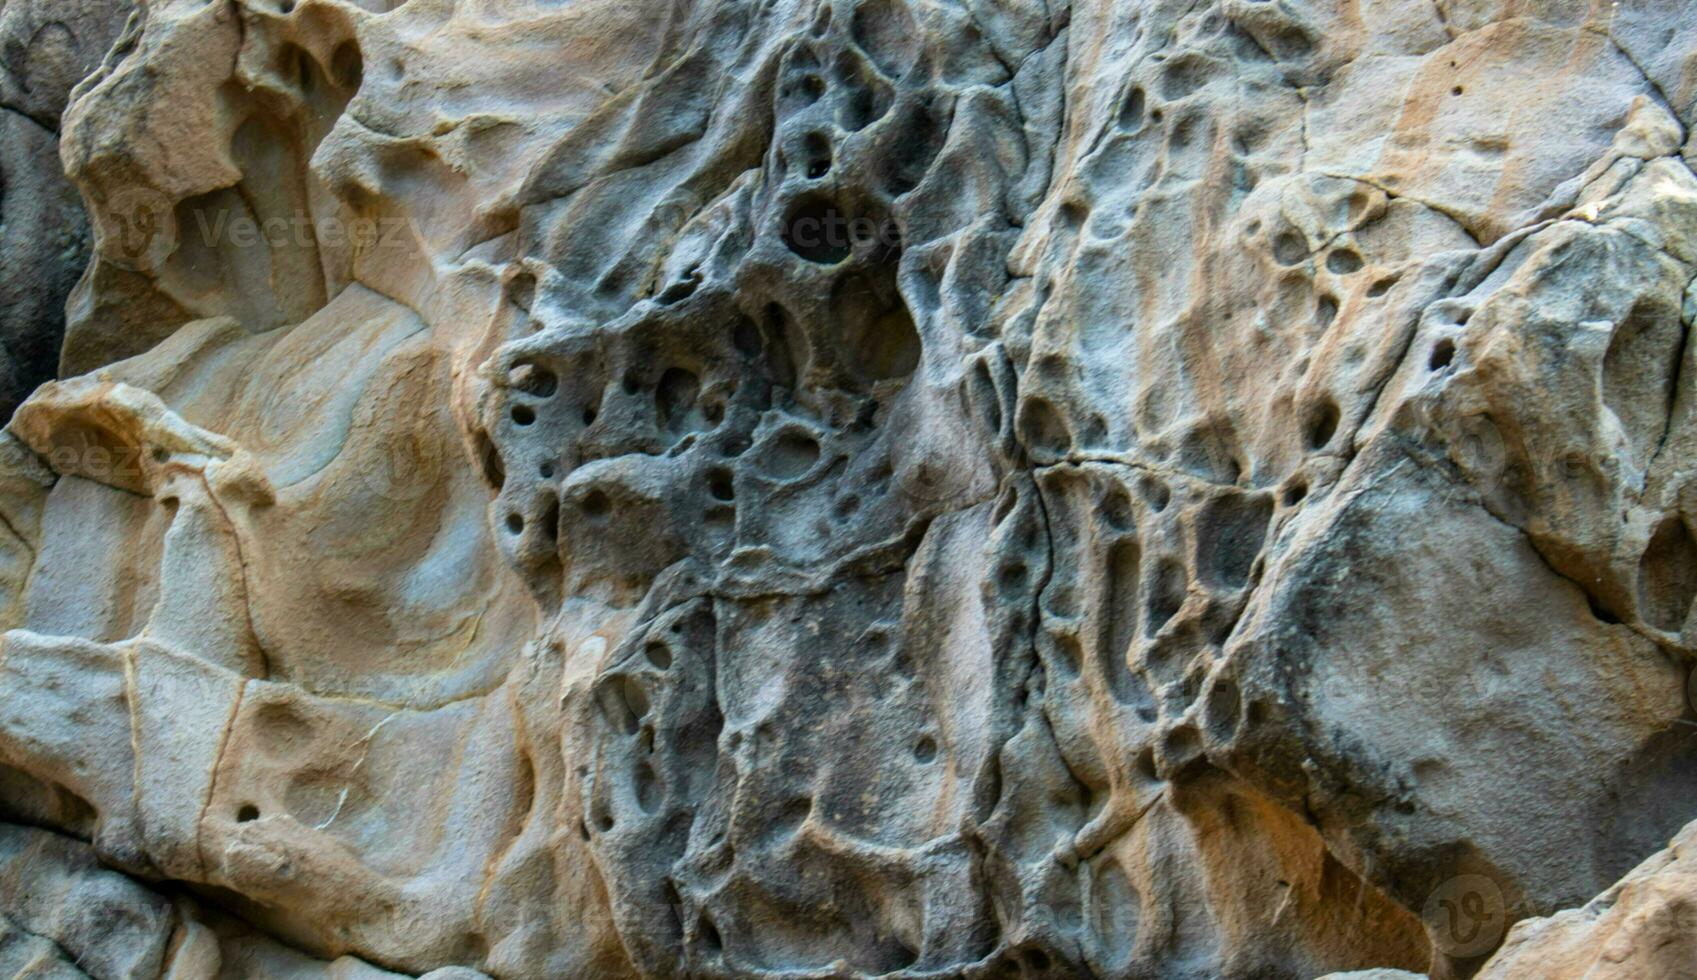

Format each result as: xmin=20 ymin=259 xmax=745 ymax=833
xmin=2 ymin=1 xmax=1697 ymax=978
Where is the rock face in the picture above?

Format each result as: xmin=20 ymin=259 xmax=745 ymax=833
xmin=1474 ymin=818 xmax=1697 ymax=979
xmin=2 ymin=0 xmax=1697 ymax=978
xmin=0 ymin=0 xmax=133 ymax=417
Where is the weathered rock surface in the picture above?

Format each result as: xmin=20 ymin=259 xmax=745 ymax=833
xmin=1472 ymin=818 xmax=1697 ymax=978
xmin=1476 ymin=818 xmax=1697 ymax=979
xmin=2 ymin=0 xmax=1697 ymax=978
xmin=0 ymin=0 xmax=133 ymax=418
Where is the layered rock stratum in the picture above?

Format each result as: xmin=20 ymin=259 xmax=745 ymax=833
xmin=2 ymin=0 xmax=1697 ymax=977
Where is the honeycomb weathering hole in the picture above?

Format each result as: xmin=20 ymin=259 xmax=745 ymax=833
xmin=510 ymin=361 xmax=557 ymax=398
xmin=656 ymin=367 xmax=701 ymax=431
xmin=761 ymin=431 xmax=821 ymax=479
xmin=1639 ymin=515 xmax=1697 ymax=632
xmin=843 ymin=301 xmax=920 ymax=381
xmin=20 ymin=2 xmax=1691 ymax=976
xmin=331 ymin=40 xmax=363 ymax=91
xmin=780 ymin=195 xmax=875 ymax=264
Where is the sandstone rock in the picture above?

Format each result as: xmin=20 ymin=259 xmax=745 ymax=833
xmin=1475 ymin=818 xmax=1697 ymax=979
xmin=0 ymin=0 xmax=1696 ymax=979
xmin=0 ymin=823 xmax=173 ymax=979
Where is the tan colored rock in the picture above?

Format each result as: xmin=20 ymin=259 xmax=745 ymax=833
xmin=1474 ymin=819 xmax=1697 ymax=979
xmin=0 ymin=1 xmax=1695 ymax=979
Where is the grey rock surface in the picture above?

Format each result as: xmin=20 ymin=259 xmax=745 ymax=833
xmin=0 ymin=0 xmax=133 ymax=418
xmin=1 ymin=0 xmax=1696 ymax=979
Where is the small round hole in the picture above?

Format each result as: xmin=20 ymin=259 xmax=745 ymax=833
xmin=781 ymin=194 xmax=856 ymax=264
xmin=1306 ymin=399 xmax=1339 ymax=450
xmin=913 ymin=736 xmax=938 ymax=763
xmin=645 ymin=642 xmax=673 ymax=670
xmin=582 ymin=491 xmax=610 ymax=518
xmin=1272 ymin=230 xmax=1307 ymax=266
xmin=733 ymin=318 xmax=764 ymax=357
xmin=1315 ymin=295 xmax=1338 ymax=328
xmin=801 ymin=131 xmax=832 ymax=179
xmin=1429 ymin=338 xmax=1456 ymax=371
xmin=707 ymin=468 xmax=735 ymax=502
xmin=237 ymin=804 xmax=260 ymax=823
xmin=511 ymin=405 xmax=536 ymax=426
xmin=1326 ymin=249 xmax=1363 ymax=274
xmin=540 ymin=462 xmax=556 ymax=479
xmin=506 ymin=513 xmax=525 ymax=534
xmin=510 ymin=361 xmax=558 ymax=398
